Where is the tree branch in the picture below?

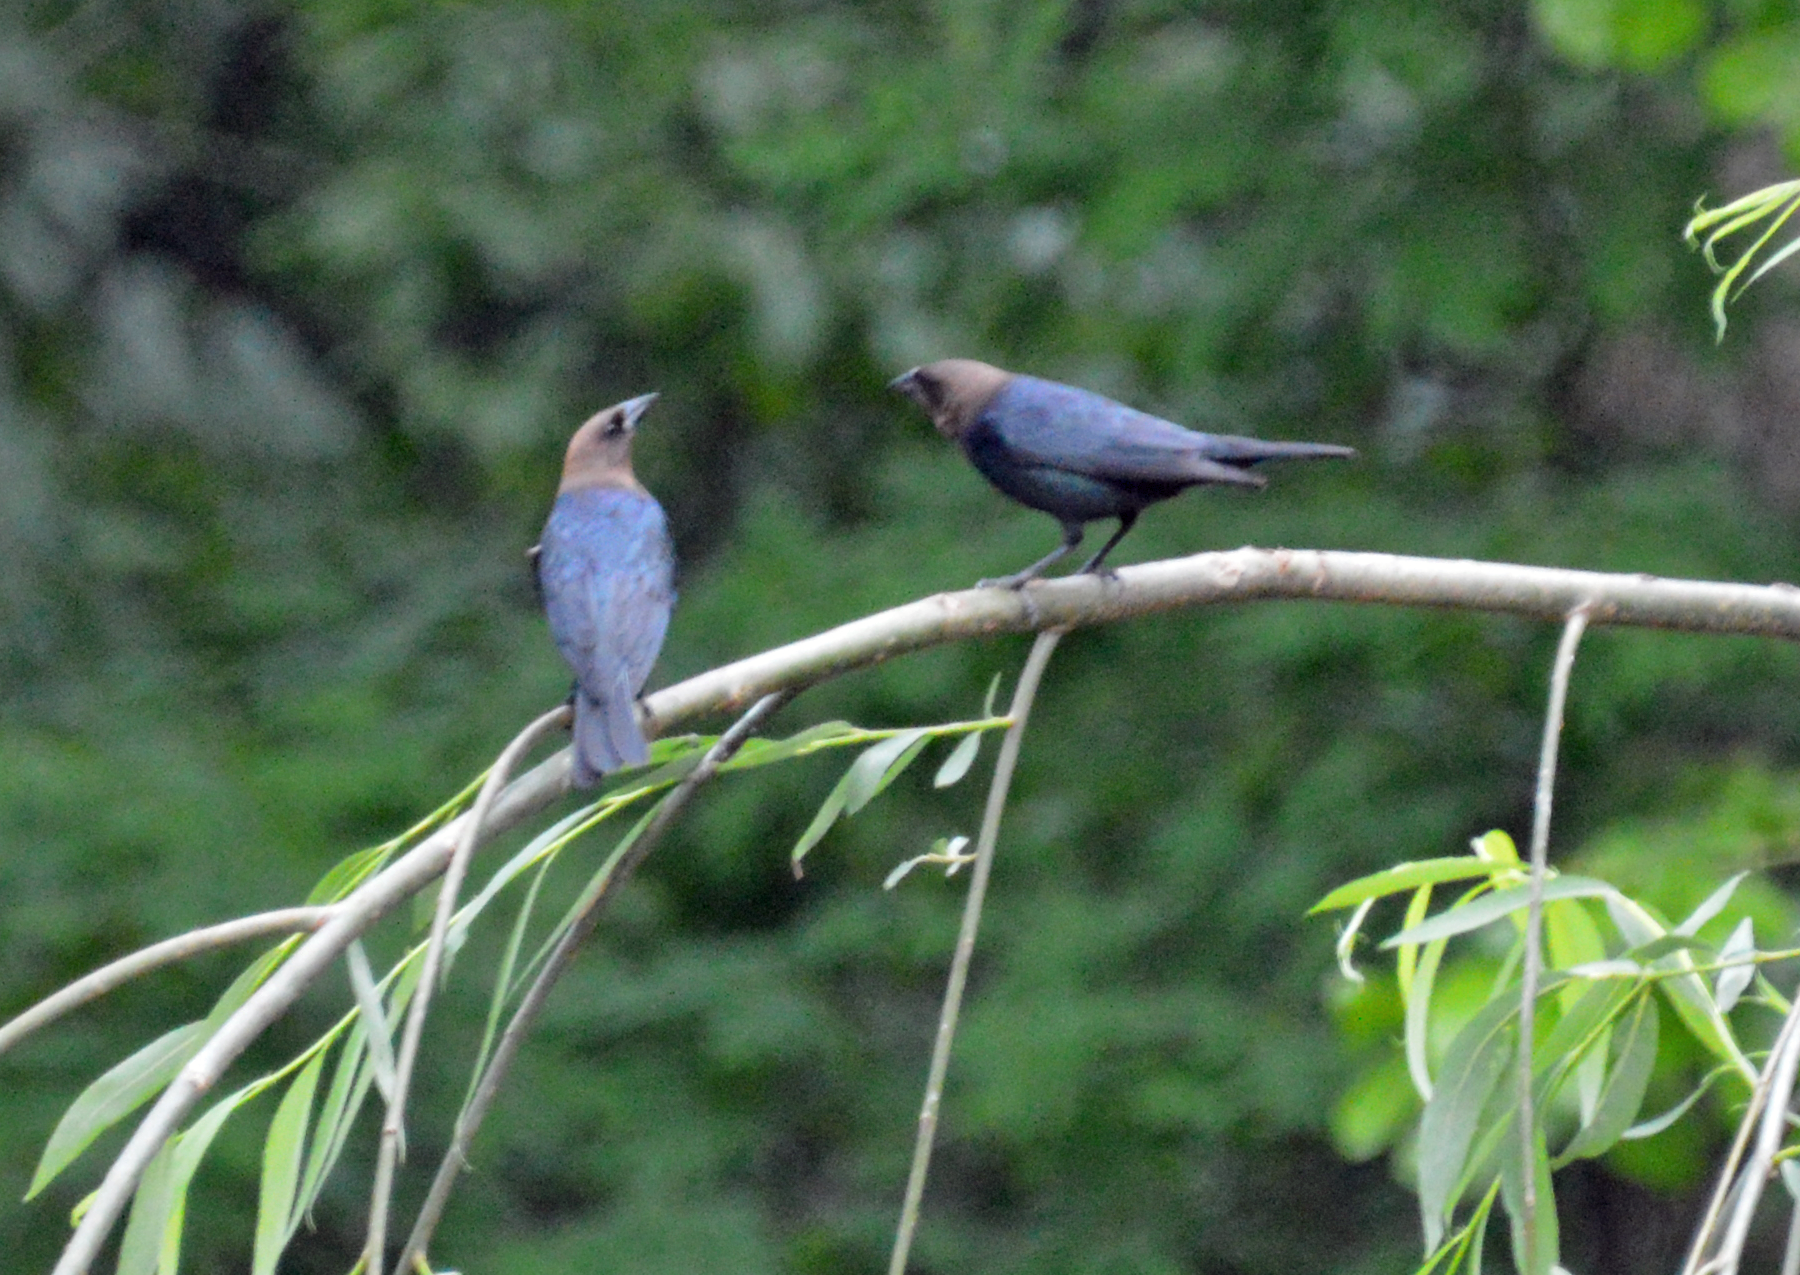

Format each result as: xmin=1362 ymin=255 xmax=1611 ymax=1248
xmin=50 ymin=547 xmax=1800 ymax=1275
xmin=0 ymin=909 xmax=333 ymax=1057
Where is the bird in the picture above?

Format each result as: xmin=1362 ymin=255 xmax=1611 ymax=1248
xmin=890 ymin=359 xmax=1355 ymax=588
xmin=534 ymin=392 xmax=675 ymax=786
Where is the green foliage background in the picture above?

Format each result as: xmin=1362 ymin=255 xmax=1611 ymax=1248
xmin=3 ymin=0 xmax=1800 ymax=1271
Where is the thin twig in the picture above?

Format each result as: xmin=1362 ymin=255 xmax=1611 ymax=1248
xmin=1691 ymin=989 xmax=1800 ymax=1275
xmin=0 ymin=908 xmax=332 ymax=1057
xmin=888 ymin=629 xmax=1064 ymax=1275
xmin=396 ymin=689 xmax=795 ymax=1274
xmin=1516 ymin=604 xmax=1590 ymax=1268
xmin=363 ymin=706 xmax=568 ymax=1275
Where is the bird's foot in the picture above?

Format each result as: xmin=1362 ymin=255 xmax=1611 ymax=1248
xmin=976 ymin=570 xmax=1040 ymax=590
xmin=1078 ymin=563 xmax=1122 ymax=583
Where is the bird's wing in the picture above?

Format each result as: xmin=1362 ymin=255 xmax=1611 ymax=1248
xmin=987 ymin=377 xmax=1265 ymax=487
xmin=990 ymin=377 xmax=1351 ymax=486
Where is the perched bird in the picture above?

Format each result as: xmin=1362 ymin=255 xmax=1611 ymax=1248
xmin=535 ymin=393 xmax=675 ymax=786
xmin=890 ymin=359 xmax=1355 ymax=588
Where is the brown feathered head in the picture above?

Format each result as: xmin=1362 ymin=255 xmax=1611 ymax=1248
xmin=888 ymin=359 xmax=1012 ymax=439
xmin=559 ymin=393 xmax=658 ymax=494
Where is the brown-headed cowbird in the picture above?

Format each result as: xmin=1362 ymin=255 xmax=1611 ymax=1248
xmin=536 ymin=393 xmax=675 ymax=786
xmin=890 ymin=359 xmax=1355 ymax=587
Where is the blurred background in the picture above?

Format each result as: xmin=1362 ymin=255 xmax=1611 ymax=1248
xmin=4 ymin=1 xmax=1800 ymax=1271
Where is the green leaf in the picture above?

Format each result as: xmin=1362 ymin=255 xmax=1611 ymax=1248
xmin=1715 ymin=917 xmax=1756 ymax=1014
xmin=980 ymin=671 xmax=1003 ymax=718
xmin=306 ymin=844 xmax=391 ymax=905
xmin=116 ymin=1140 xmax=179 ymax=1275
xmin=1622 ymin=1072 xmax=1718 ymax=1140
xmin=1336 ymin=898 xmax=1375 ymax=984
xmin=1531 ymin=978 xmax=1635 ymax=1082
xmin=294 ymin=1023 xmax=374 ymax=1238
xmin=1311 ymin=857 xmax=1509 ymax=914
xmin=843 ymin=728 xmax=931 ymax=813
xmin=1556 ymin=992 xmax=1658 ymax=1164
xmin=723 ymin=721 xmax=864 ymax=770
xmin=1675 ymin=871 xmax=1748 ymax=937
xmin=791 ymin=765 xmax=856 ymax=870
xmin=345 ymin=941 xmax=397 ymax=1102
xmin=1417 ymin=996 xmax=1516 ymax=1250
xmin=1500 ymin=1119 xmax=1559 ymax=1275
xmin=158 ymin=1097 xmax=241 ymax=1273
xmin=253 ymin=1050 xmax=325 ymax=1275
xmin=29 ymin=1021 xmax=206 ymax=1198
xmin=1545 ymin=898 xmax=1609 ymax=1123
xmin=1403 ymin=927 xmax=1448 ymax=1100
xmin=1383 ymin=878 xmax=1617 ymax=949
xmin=1606 ymin=894 xmax=1753 ymax=1082
xmin=933 ymin=730 xmax=982 ymax=788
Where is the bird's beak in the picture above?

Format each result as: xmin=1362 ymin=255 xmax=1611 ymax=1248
xmin=618 ymin=392 xmax=659 ymax=432
xmin=887 ymin=369 xmax=924 ymax=405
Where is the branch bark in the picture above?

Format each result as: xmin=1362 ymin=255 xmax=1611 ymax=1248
xmin=50 ymin=547 xmax=1800 ymax=1275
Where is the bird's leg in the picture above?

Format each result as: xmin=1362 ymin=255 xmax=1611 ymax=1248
xmin=1076 ymin=512 xmax=1138 ymax=578
xmin=978 ymin=523 xmax=1084 ymax=590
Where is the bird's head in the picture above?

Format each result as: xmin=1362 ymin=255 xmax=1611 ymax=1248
xmin=559 ymin=392 xmax=658 ymax=493
xmin=888 ymin=359 xmax=1011 ymax=439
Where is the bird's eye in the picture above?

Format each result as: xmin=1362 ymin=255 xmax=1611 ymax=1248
xmin=602 ymin=414 xmax=626 ymax=437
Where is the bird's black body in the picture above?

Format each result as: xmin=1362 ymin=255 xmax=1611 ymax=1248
xmin=891 ymin=360 xmax=1354 ymax=587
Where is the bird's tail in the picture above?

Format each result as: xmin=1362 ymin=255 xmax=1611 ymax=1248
xmin=570 ymin=685 xmax=649 ymax=788
xmin=1206 ymin=436 xmax=1358 ymax=466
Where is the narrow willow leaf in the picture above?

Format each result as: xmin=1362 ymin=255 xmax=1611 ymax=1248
xmin=345 ymin=941 xmax=396 ymax=1102
xmin=1531 ymin=979 xmax=1635 ymax=1082
xmin=294 ymin=1022 xmax=372 ymax=1236
xmin=1565 ymin=959 xmax=1643 ymax=979
xmin=29 ymin=1021 xmax=206 ymax=1198
xmin=981 ymin=671 xmax=1003 ymax=718
xmin=306 ymin=844 xmax=392 ymax=905
xmin=1606 ymin=894 xmax=1753 ymax=1081
xmin=1623 ymin=1073 xmax=1719 ymax=1140
xmin=1715 ymin=917 xmax=1756 ymax=1014
xmin=253 ymin=1051 xmax=324 ymax=1275
xmin=1311 ymin=857 xmax=1505 ymax=914
xmin=791 ymin=766 xmax=856 ymax=870
xmin=1418 ymin=997 xmax=1516 ymax=1250
xmin=1336 ymin=898 xmax=1375 ymax=984
xmin=1546 ymin=899 xmax=1610 ymax=1123
xmin=933 ymin=731 xmax=983 ymax=788
xmin=159 ymin=1097 xmax=241 ymax=1273
xmin=116 ymin=1140 xmax=179 ymax=1275
xmin=1676 ymin=872 xmax=1749 ymax=937
xmin=465 ymin=853 xmax=558 ymax=1112
xmin=1396 ymin=885 xmax=1433 ymax=1002
xmin=724 ymin=721 xmax=863 ymax=770
xmin=843 ymin=728 xmax=931 ymax=813
xmin=1383 ymin=878 xmax=1616 ymax=949
xmin=1403 ymin=931 xmax=1447 ymax=1100
xmin=1500 ymin=1121 xmax=1559 ymax=1275
xmin=1556 ymin=993 xmax=1658 ymax=1164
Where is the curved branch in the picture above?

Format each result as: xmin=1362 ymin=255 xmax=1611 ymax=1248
xmin=643 ymin=547 xmax=1800 ymax=726
xmin=0 ymin=908 xmax=333 ymax=1057
xmin=51 ymin=547 xmax=1800 ymax=1275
